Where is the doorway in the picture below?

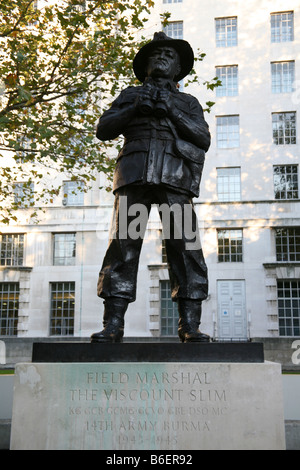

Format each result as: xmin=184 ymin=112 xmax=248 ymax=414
xmin=217 ymin=280 xmax=248 ymax=340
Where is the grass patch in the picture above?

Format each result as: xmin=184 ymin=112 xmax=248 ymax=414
xmin=0 ymin=369 xmax=14 ymax=375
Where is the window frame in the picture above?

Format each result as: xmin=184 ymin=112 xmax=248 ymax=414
xmin=160 ymin=280 xmax=179 ymax=337
xmin=163 ymin=21 xmax=184 ymax=39
xmin=217 ymin=167 xmax=241 ymax=202
xmin=272 ymin=112 xmax=297 ymax=145
xmin=14 ymin=182 xmax=34 ymax=208
xmin=215 ymin=17 xmax=238 ymax=48
xmin=273 ymin=165 xmax=299 ymax=200
xmin=53 ymin=233 xmax=76 ymax=266
xmin=63 ymin=180 xmax=85 ymax=206
xmin=216 ymin=65 xmax=239 ymax=97
xmin=49 ymin=282 xmax=75 ymax=336
xmin=216 ymin=115 xmax=240 ymax=149
xmin=271 ymin=61 xmax=295 ymax=94
xmin=275 ymin=228 xmax=300 ymax=262
xmin=217 ymin=229 xmax=243 ymax=263
xmin=271 ymin=11 xmax=294 ymax=43
xmin=0 ymin=233 xmax=25 ymax=267
xmin=0 ymin=282 xmax=19 ymax=336
xmin=277 ymin=280 xmax=300 ymax=337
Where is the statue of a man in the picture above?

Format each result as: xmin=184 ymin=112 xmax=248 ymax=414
xmin=91 ymin=32 xmax=211 ymax=343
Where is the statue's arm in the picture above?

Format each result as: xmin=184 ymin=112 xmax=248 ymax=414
xmin=96 ymin=89 xmax=137 ymax=141
xmin=170 ymin=97 xmax=211 ymax=152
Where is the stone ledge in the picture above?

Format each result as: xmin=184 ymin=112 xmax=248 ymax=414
xmin=0 ymin=266 xmax=33 ymax=272
xmin=263 ymin=263 xmax=300 ymax=269
xmin=0 ymin=420 xmax=11 ymax=450
xmin=32 ymin=341 xmax=264 ymax=363
xmin=285 ymin=420 xmax=300 ymax=450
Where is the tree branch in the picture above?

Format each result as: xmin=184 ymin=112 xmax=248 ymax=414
xmin=0 ymin=0 xmax=37 ymax=38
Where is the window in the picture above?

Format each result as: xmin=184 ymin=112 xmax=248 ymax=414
xmin=63 ymin=181 xmax=84 ymax=206
xmin=274 ymin=165 xmax=298 ymax=200
xmin=160 ymin=280 xmax=179 ymax=336
xmin=217 ymin=229 xmax=243 ymax=262
xmin=50 ymin=282 xmax=75 ymax=336
xmin=163 ymin=0 xmax=182 ymax=3
xmin=14 ymin=182 xmax=34 ymax=208
xmin=277 ymin=280 xmax=300 ymax=337
xmin=271 ymin=62 xmax=295 ymax=93
xmin=162 ymin=238 xmax=167 ymax=264
xmin=272 ymin=112 xmax=296 ymax=145
xmin=0 ymin=283 xmax=19 ymax=336
xmin=271 ymin=12 xmax=294 ymax=43
xmin=275 ymin=228 xmax=300 ymax=262
xmin=15 ymin=136 xmax=35 ymax=163
xmin=163 ymin=21 xmax=183 ymax=39
xmin=217 ymin=168 xmax=241 ymax=202
xmin=216 ymin=115 xmax=240 ymax=148
xmin=216 ymin=66 xmax=238 ymax=97
xmin=53 ymin=233 xmax=76 ymax=266
xmin=0 ymin=234 xmax=24 ymax=267
xmin=215 ymin=17 xmax=237 ymax=47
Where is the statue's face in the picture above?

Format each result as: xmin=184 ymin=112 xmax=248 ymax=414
xmin=146 ymin=46 xmax=181 ymax=80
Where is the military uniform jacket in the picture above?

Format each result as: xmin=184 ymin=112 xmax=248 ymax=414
xmin=96 ymin=79 xmax=211 ymax=198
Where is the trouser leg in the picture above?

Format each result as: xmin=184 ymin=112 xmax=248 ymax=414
xmin=156 ymin=188 xmax=210 ymax=342
xmin=97 ymin=186 xmax=151 ymax=302
xmin=157 ymin=189 xmax=208 ymax=301
xmin=92 ymin=186 xmax=151 ymax=343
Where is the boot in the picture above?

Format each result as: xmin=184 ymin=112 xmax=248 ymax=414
xmin=91 ymin=297 xmax=128 ymax=343
xmin=178 ymin=299 xmax=210 ymax=343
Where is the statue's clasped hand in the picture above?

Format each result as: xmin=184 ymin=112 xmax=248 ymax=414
xmin=136 ymin=84 xmax=173 ymax=119
xmin=158 ymin=89 xmax=174 ymax=116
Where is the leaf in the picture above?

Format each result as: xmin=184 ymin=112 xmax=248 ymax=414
xmin=4 ymin=73 xmax=18 ymax=87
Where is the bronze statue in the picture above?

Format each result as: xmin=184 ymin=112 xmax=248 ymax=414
xmin=91 ymin=32 xmax=211 ymax=343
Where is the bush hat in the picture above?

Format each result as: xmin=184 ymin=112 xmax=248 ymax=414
xmin=133 ymin=31 xmax=194 ymax=83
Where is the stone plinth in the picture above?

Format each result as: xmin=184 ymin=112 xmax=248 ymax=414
xmin=10 ymin=360 xmax=286 ymax=450
xmin=32 ymin=341 xmax=264 ymax=363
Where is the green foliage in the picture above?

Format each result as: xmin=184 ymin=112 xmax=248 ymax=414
xmin=0 ymin=0 xmax=155 ymax=222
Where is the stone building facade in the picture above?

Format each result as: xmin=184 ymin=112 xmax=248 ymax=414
xmin=1 ymin=0 xmax=300 ymax=345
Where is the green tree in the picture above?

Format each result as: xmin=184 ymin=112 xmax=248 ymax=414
xmin=0 ymin=0 xmax=155 ymax=223
xmin=0 ymin=1 xmax=219 ymax=224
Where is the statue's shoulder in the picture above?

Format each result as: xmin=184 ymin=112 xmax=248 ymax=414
xmin=177 ymin=90 xmax=199 ymax=103
xmin=117 ymin=85 xmax=142 ymax=102
xmin=177 ymin=90 xmax=203 ymax=112
xmin=121 ymin=85 xmax=137 ymax=91
xmin=120 ymin=85 xmax=142 ymax=95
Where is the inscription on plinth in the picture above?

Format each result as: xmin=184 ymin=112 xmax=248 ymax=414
xmin=10 ymin=362 xmax=286 ymax=450
xmin=69 ymin=367 xmax=226 ymax=448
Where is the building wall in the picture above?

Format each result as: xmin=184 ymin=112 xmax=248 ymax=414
xmin=0 ymin=0 xmax=300 ymax=342
xmin=155 ymin=0 xmax=300 ymax=340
